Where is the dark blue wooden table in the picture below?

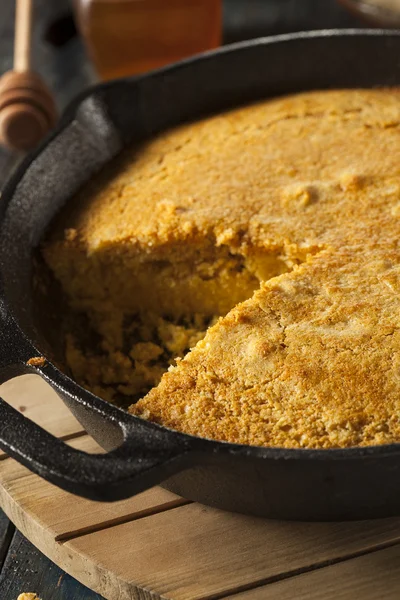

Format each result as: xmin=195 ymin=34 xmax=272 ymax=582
xmin=0 ymin=1 xmax=362 ymax=598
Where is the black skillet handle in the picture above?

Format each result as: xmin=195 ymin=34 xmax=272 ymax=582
xmin=0 ymin=304 xmax=195 ymax=500
xmin=0 ymin=393 xmax=194 ymax=501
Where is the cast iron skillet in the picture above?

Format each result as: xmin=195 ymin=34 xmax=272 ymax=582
xmin=0 ymin=30 xmax=400 ymax=521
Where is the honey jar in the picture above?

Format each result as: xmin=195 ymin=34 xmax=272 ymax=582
xmin=73 ymin=0 xmax=222 ymax=80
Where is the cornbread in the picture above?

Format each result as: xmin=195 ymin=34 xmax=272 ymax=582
xmin=43 ymin=88 xmax=400 ymax=448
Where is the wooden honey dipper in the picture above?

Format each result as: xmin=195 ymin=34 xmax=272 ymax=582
xmin=0 ymin=0 xmax=57 ymax=151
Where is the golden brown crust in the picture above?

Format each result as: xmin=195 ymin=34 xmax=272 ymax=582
xmin=44 ymin=88 xmax=400 ymax=448
xmin=135 ymin=248 xmax=400 ymax=448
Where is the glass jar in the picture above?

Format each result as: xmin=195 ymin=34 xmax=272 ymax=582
xmin=73 ymin=0 xmax=222 ymax=80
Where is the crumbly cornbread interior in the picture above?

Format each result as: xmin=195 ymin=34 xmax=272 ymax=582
xmin=45 ymin=236 xmax=296 ymax=405
xmin=43 ymin=88 xmax=400 ymax=448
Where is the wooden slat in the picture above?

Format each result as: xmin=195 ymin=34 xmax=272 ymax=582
xmin=0 ymin=374 xmax=84 ymax=459
xmin=227 ymin=543 xmax=400 ymax=600
xmin=63 ymin=505 xmax=400 ymax=600
xmin=3 ymin=430 xmax=400 ymax=600
xmin=0 ymin=530 xmax=104 ymax=600
xmin=0 ymin=434 xmax=186 ymax=542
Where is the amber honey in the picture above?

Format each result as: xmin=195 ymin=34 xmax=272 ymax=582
xmin=74 ymin=0 xmax=222 ymax=80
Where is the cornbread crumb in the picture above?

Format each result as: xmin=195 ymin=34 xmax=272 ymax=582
xmin=42 ymin=88 xmax=400 ymax=448
xmin=17 ymin=594 xmax=41 ymax=600
xmin=26 ymin=356 xmax=46 ymax=367
xmin=64 ymin=228 xmax=77 ymax=241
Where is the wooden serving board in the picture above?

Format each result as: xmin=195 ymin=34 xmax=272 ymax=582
xmin=1 ymin=376 xmax=400 ymax=599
